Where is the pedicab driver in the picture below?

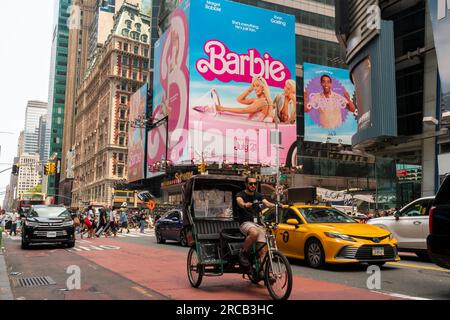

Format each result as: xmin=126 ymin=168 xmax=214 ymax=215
xmin=236 ymin=176 xmax=276 ymax=267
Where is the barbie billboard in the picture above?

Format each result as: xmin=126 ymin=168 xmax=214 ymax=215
xmin=128 ymin=84 xmax=148 ymax=182
xmin=148 ymin=0 xmax=296 ymax=172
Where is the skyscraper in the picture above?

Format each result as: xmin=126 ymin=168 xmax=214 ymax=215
xmin=23 ymin=100 xmax=47 ymax=156
xmin=46 ymin=0 xmax=70 ymax=201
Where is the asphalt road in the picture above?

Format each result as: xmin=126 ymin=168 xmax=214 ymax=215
xmin=2 ymin=229 xmax=450 ymax=300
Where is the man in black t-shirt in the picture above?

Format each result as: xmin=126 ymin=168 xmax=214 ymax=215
xmin=236 ymin=177 xmax=275 ymax=267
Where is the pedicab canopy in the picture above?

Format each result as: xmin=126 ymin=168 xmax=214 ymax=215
xmin=182 ymin=175 xmax=247 ymax=227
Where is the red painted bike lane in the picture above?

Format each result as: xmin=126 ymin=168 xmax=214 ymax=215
xmin=69 ymin=238 xmax=402 ymax=300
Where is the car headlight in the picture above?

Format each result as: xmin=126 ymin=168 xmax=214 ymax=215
xmin=62 ymin=220 xmax=74 ymax=227
xmin=324 ymin=232 xmax=356 ymax=242
xmin=25 ymin=220 xmax=39 ymax=227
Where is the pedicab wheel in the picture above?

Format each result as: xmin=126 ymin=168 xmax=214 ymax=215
xmin=248 ymin=270 xmax=263 ymax=285
xmin=265 ymin=251 xmax=293 ymax=300
xmin=187 ymin=247 xmax=203 ymax=288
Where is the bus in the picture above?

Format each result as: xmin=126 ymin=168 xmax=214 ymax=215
xmin=18 ymin=192 xmax=46 ymax=215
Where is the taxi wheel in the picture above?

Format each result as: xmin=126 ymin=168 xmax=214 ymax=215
xmin=305 ymin=239 xmax=325 ymax=269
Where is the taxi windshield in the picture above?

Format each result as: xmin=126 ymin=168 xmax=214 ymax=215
xmin=300 ymin=207 xmax=356 ymax=223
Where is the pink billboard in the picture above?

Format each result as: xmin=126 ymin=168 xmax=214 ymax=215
xmin=147 ymin=0 xmax=297 ymax=173
xmin=128 ymin=84 xmax=148 ymax=182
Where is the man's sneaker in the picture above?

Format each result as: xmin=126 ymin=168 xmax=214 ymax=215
xmin=239 ymin=250 xmax=250 ymax=267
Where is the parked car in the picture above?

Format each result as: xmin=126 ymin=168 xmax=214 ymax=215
xmin=427 ymin=175 xmax=450 ymax=269
xmin=21 ymin=205 xmax=75 ymax=249
xmin=368 ymin=196 xmax=434 ymax=259
xmin=155 ymin=209 xmax=188 ymax=246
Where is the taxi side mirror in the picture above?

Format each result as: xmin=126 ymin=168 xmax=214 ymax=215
xmin=394 ymin=211 xmax=400 ymax=221
xmin=287 ymin=219 xmax=300 ymax=228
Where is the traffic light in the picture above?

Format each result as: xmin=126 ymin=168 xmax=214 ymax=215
xmin=198 ymin=162 xmax=207 ymax=174
xmin=11 ymin=165 xmax=19 ymax=175
xmin=45 ymin=163 xmax=52 ymax=176
xmin=50 ymin=163 xmax=56 ymax=175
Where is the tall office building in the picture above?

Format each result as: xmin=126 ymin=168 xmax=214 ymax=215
xmin=72 ymin=2 xmax=150 ymax=207
xmin=46 ymin=0 xmax=71 ymax=201
xmin=335 ymin=0 xmax=450 ymax=204
xmin=38 ymin=115 xmax=49 ymax=163
xmin=60 ymin=0 xmax=97 ymax=206
xmin=23 ymin=100 xmax=48 ymax=156
xmin=87 ymin=0 xmax=141 ymax=62
xmin=17 ymin=154 xmax=41 ymax=199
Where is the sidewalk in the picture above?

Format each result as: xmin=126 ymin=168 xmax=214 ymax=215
xmin=0 ymin=233 xmax=14 ymax=300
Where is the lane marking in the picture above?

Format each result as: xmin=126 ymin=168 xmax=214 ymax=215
xmin=370 ymin=291 xmax=431 ymax=300
xmin=387 ymin=261 xmax=450 ymax=273
xmin=132 ymin=286 xmax=153 ymax=298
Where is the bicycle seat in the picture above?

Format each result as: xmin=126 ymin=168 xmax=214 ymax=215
xmin=220 ymin=228 xmax=245 ymax=242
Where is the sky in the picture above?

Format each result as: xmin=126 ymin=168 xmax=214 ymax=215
xmin=0 ymin=1 xmax=54 ymax=206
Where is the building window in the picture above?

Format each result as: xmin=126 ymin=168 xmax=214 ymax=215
xmin=119 ymin=136 xmax=124 ymax=146
xmin=122 ymin=69 xmax=127 ymax=78
xmin=118 ymin=166 xmax=124 ymax=177
xmin=122 ymin=28 xmax=130 ymax=37
xmin=141 ymin=35 xmax=148 ymax=43
xmin=143 ymin=48 xmax=149 ymax=57
xmin=135 ymin=23 xmax=141 ymax=32
xmin=120 ymin=109 xmax=126 ymax=120
xmin=134 ymin=46 xmax=139 ymax=54
xmin=133 ymin=58 xmax=139 ymax=68
xmin=120 ymin=95 xmax=127 ymax=104
xmin=125 ymin=20 xmax=132 ymax=29
xmin=132 ymin=71 xmax=137 ymax=80
xmin=122 ymin=56 xmax=128 ymax=65
xmin=118 ymin=153 xmax=124 ymax=161
xmin=119 ymin=123 xmax=125 ymax=132
xmin=124 ymin=43 xmax=128 ymax=52
xmin=143 ymin=61 xmax=148 ymax=69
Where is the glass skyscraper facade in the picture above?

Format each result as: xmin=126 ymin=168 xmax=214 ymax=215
xmin=23 ymin=100 xmax=48 ymax=156
xmin=46 ymin=0 xmax=70 ymax=198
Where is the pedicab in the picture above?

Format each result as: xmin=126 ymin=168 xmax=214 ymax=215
xmin=182 ymin=174 xmax=293 ymax=300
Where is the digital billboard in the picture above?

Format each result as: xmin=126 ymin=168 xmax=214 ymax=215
xmin=428 ymin=0 xmax=450 ymax=111
xmin=148 ymin=0 xmax=297 ymax=171
xmin=147 ymin=1 xmax=190 ymax=178
xmin=303 ymin=63 xmax=357 ymax=145
xmin=128 ymin=84 xmax=148 ymax=182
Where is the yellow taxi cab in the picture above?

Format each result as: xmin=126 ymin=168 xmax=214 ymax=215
xmin=263 ymin=204 xmax=400 ymax=268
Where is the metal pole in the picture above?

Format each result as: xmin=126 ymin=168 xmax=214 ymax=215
xmin=275 ymin=111 xmax=281 ymax=225
xmin=165 ymin=116 xmax=169 ymax=167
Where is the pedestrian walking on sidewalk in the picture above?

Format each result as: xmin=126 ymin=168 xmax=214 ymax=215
xmin=9 ymin=210 xmax=19 ymax=237
xmin=0 ymin=210 xmax=6 ymax=250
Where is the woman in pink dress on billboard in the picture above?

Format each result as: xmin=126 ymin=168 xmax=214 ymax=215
xmin=216 ymin=76 xmax=275 ymax=122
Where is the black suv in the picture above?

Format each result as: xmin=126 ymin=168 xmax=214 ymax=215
xmin=427 ymin=174 xmax=450 ymax=269
xmin=21 ymin=205 xmax=75 ymax=249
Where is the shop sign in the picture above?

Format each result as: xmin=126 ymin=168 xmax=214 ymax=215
xmin=161 ymin=171 xmax=194 ymax=187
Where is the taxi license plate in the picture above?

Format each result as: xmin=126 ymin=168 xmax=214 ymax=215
xmin=47 ymin=232 xmax=57 ymax=238
xmin=372 ymin=247 xmax=384 ymax=256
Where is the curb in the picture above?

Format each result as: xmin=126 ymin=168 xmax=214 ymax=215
xmin=0 ymin=242 xmax=14 ymax=300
